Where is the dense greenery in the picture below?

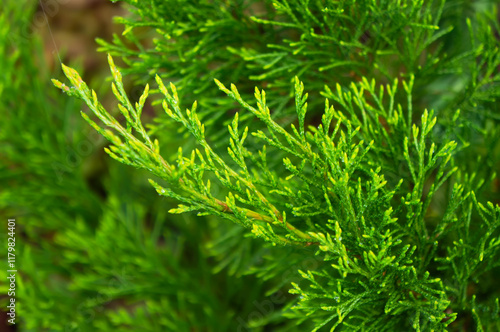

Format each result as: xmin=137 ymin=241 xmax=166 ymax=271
xmin=2 ymin=0 xmax=500 ymax=331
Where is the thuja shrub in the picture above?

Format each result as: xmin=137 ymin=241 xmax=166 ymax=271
xmin=12 ymin=0 xmax=500 ymax=331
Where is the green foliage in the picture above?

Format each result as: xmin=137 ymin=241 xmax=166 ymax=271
xmin=1 ymin=1 xmax=273 ymax=331
xmin=2 ymin=0 xmax=500 ymax=331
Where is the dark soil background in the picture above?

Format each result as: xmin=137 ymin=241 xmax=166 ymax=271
xmin=39 ymin=0 xmax=124 ymax=79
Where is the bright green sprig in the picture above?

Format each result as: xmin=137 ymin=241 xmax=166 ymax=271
xmin=54 ymin=55 xmax=320 ymax=246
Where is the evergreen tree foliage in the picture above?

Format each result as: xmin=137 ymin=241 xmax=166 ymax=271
xmin=2 ymin=0 xmax=500 ymax=331
xmin=1 ymin=1 xmax=269 ymax=331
